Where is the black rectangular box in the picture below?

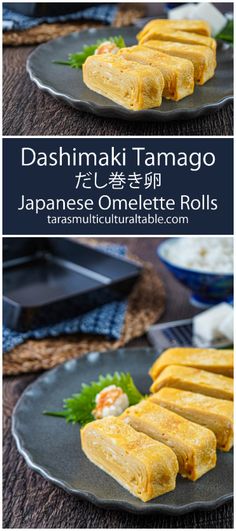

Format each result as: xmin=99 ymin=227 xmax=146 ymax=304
xmin=3 ymin=238 xmax=141 ymax=331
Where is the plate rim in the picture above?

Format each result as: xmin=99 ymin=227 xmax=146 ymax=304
xmin=12 ymin=347 xmax=233 ymax=515
xmin=26 ymin=28 xmax=233 ymax=122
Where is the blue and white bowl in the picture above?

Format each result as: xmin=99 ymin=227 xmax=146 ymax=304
xmin=157 ymin=239 xmax=233 ymax=307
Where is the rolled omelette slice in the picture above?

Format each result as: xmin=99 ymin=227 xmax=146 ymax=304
xmin=140 ymin=29 xmax=216 ymax=52
xmin=117 ymin=45 xmax=194 ymax=101
xmin=149 ymin=347 xmax=234 ymax=380
xmin=150 ymin=364 xmax=233 ymax=401
xmin=137 ymin=19 xmax=211 ymax=42
xmin=121 ymin=400 xmax=217 ymax=480
xmin=83 ymin=54 xmax=164 ymax=110
xmin=81 ymin=416 xmax=179 ymax=502
xmin=143 ymin=40 xmax=216 ymax=85
xmin=150 ymin=387 xmax=233 ymax=452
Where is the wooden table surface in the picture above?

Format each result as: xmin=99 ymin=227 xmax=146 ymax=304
xmin=3 ymin=45 xmax=233 ymax=136
xmin=3 ymin=238 xmax=233 ymax=528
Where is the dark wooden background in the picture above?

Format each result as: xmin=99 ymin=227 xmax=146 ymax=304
xmin=3 ymin=238 xmax=233 ymax=528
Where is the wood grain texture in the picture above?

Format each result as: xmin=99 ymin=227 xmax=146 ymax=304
xmin=3 ymin=238 xmax=233 ymax=528
xmin=3 ymin=46 xmax=233 ymax=136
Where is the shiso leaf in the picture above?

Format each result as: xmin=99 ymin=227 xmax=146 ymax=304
xmin=44 ymin=372 xmax=144 ymax=426
xmin=216 ymin=20 xmax=233 ymax=43
xmin=54 ymin=35 xmax=126 ymax=68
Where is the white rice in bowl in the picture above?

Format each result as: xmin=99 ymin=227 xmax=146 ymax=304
xmin=163 ymin=237 xmax=233 ymax=274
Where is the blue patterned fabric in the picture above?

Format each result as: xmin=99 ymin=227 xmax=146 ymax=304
xmin=3 ymin=244 xmax=128 ymax=353
xmin=3 ymin=4 xmax=118 ymax=31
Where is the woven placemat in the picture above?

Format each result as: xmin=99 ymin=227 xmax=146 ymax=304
xmin=3 ymin=259 xmax=165 ymax=376
xmin=3 ymin=4 xmax=145 ymax=46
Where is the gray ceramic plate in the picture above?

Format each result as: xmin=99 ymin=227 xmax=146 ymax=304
xmin=12 ymin=347 xmax=233 ymax=515
xmin=26 ymin=27 xmax=233 ymax=122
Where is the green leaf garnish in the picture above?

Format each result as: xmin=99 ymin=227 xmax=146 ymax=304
xmin=44 ymin=372 xmax=144 ymax=426
xmin=54 ymin=35 xmax=126 ymax=69
xmin=216 ymin=20 xmax=233 ymax=43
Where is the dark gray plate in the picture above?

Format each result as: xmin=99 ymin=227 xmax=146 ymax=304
xmin=26 ymin=27 xmax=233 ymax=122
xmin=12 ymin=347 xmax=233 ymax=515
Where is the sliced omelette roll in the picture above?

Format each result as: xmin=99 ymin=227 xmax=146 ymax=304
xmin=81 ymin=416 xmax=179 ymax=502
xmin=121 ymin=400 xmax=217 ymax=481
xmin=149 ymin=347 xmax=233 ymax=380
xmin=140 ymin=29 xmax=216 ymax=52
xmin=150 ymin=388 xmax=234 ymax=452
xmin=150 ymin=365 xmax=233 ymax=401
xmin=83 ymin=54 xmax=164 ymax=110
xmin=143 ymin=40 xmax=216 ymax=85
xmin=117 ymin=45 xmax=194 ymax=101
xmin=137 ymin=19 xmax=211 ymax=42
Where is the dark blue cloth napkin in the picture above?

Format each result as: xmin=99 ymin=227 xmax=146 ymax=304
xmin=3 ymin=244 xmax=128 ymax=353
xmin=3 ymin=4 xmax=118 ymax=31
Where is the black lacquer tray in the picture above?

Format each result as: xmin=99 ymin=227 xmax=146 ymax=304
xmin=3 ymin=238 xmax=141 ymax=331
